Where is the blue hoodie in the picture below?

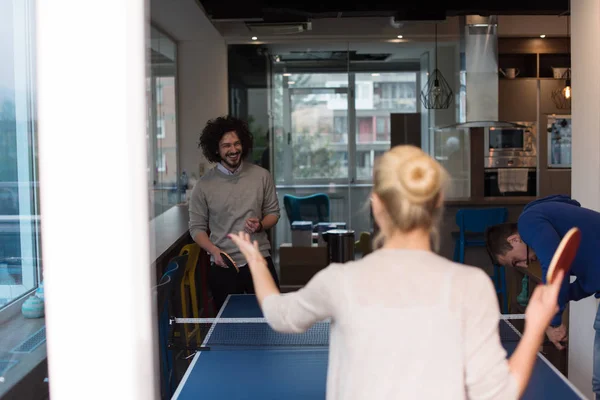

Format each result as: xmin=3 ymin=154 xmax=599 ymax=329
xmin=518 ymin=194 xmax=600 ymax=326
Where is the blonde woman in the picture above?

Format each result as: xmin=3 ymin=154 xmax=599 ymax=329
xmin=228 ymin=145 xmax=564 ymax=399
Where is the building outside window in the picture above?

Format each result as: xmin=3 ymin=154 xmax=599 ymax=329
xmin=147 ymin=26 xmax=179 ymax=218
xmin=272 ymin=71 xmax=418 ymax=184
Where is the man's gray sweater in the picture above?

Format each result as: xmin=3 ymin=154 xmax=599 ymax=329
xmin=189 ymin=162 xmax=280 ymax=265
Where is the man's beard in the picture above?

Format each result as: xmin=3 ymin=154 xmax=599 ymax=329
xmin=222 ymin=152 xmax=241 ymax=170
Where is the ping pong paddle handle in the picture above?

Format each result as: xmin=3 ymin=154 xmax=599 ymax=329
xmin=220 ymin=251 xmax=239 ymax=273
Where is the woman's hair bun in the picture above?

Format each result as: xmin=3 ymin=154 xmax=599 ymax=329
xmin=397 ymin=153 xmax=441 ymax=204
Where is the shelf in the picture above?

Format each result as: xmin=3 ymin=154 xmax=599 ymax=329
xmin=499 ymin=77 xmax=538 ymax=81
xmin=498 ymin=38 xmax=569 ymax=55
xmin=497 ymin=38 xmax=570 ymax=79
xmin=539 ymin=53 xmax=571 ymax=78
xmin=498 ymin=53 xmax=537 ymax=78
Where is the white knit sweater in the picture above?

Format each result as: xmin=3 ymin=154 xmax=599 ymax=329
xmin=262 ymin=249 xmax=518 ymax=400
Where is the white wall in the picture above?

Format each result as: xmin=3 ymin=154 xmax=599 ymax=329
xmin=151 ymin=0 xmax=228 ymax=178
xmin=178 ymin=41 xmax=228 ymax=177
xmin=570 ymin=1 xmax=600 ymax=398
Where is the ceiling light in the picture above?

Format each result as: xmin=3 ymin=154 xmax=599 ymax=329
xmin=371 ymin=73 xmax=380 ymax=76
xmin=397 ymin=35 xmax=403 ymax=39
xmin=288 ymin=81 xmax=295 ymax=85
xmin=540 ymin=34 xmax=546 ymax=38
xmin=283 ymin=73 xmax=292 ymax=77
xmin=563 ymin=83 xmax=571 ymax=99
xmin=421 ymin=23 xmax=453 ymax=110
xmin=251 ymin=36 xmax=258 ymax=41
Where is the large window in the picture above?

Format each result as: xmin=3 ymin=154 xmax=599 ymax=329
xmin=0 ymin=0 xmax=40 ymax=311
xmin=270 ymin=67 xmax=419 ymax=259
xmin=272 ymin=73 xmax=350 ymax=182
xmin=147 ymin=26 xmax=179 ymax=218
xmin=273 ymin=71 xmax=418 ymax=184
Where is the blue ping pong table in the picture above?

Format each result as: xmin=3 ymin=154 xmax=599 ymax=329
xmin=172 ymin=294 xmax=586 ymax=399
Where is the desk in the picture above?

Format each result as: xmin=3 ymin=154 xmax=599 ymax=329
xmin=149 ymin=204 xmax=196 ymax=286
xmin=150 ymin=204 xmax=191 ymax=266
xmin=0 ymin=304 xmax=47 ymax=399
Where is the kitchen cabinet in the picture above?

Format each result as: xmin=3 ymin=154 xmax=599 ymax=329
xmin=498 ymin=79 xmax=538 ymax=121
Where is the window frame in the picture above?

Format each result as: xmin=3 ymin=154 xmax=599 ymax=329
xmin=0 ymin=0 xmax=41 ymax=315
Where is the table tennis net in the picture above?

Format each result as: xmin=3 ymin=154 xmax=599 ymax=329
xmin=172 ymin=315 xmax=526 ymax=350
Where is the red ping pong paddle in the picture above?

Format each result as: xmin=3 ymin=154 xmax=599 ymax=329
xmin=220 ymin=252 xmax=239 ymax=273
xmin=546 ymin=227 xmax=581 ymax=285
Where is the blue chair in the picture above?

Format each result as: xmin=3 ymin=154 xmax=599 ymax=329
xmin=453 ymin=208 xmax=509 ymax=313
xmin=156 ymin=254 xmax=188 ymax=399
xmin=283 ymin=193 xmax=330 ymax=226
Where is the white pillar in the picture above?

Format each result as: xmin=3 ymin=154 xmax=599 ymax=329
xmin=569 ymin=0 xmax=600 ymax=398
xmin=36 ymin=0 xmax=156 ymax=399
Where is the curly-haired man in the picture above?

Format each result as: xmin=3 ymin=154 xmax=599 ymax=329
xmin=189 ymin=116 xmax=280 ymax=311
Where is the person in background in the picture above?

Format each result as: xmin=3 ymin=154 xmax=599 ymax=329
xmin=485 ymin=194 xmax=600 ymax=396
xmin=229 ymin=145 xmax=564 ymax=399
xmin=260 ymin=130 xmax=270 ymax=172
xmin=189 ymin=115 xmax=280 ymax=311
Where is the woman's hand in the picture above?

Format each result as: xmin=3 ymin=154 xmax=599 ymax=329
xmin=228 ymin=231 xmax=266 ymax=267
xmin=228 ymin=231 xmax=278 ymax=306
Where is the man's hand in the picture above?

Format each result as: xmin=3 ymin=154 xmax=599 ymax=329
xmin=245 ymin=217 xmax=262 ymax=234
xmin=211 ymin=249 xmax=227 ymax=268
xmin=546 ymin=324 xmax=568 ymax=350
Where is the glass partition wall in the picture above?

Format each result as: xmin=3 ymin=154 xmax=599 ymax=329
xmin=268 ymin=42 xmax=428 ymax=264
xmin=228 ymin=31 xmax=469 ymax=268
xmin=147 ymin=26 xmax=179 ymax=218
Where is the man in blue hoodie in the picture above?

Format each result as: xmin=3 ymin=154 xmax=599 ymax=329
xmin=485 ymin=194 xmax=600 ymax=394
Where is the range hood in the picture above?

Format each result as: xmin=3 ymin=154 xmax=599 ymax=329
xmin=435 ymin=121 xmax=530 ymax=131
xmin=434 ymin=16 xmax=519 ymax=132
